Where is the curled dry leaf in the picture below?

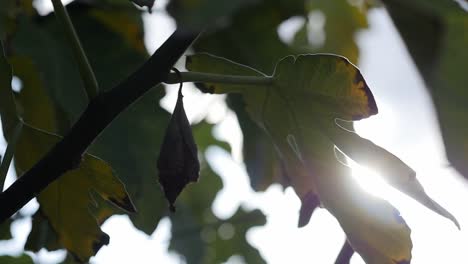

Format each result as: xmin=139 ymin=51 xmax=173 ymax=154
xmin=157 ymin=86 xmax=200 ymax=211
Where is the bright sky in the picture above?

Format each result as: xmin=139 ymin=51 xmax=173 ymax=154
xmin=1 ymin=1 xmax=468 ymax=264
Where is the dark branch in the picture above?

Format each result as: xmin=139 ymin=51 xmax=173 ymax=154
xmin=0 ymin=28 xmax=199 ymax=223
xmin=335 ymin=239 xmax=354 ymax=264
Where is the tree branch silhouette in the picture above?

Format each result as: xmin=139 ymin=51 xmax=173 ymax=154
xmin=0 ymin=28 xmax=199 ymax=223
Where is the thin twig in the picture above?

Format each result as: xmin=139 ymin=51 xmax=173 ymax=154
xmin=0 ymin=28 xmax=199 ymax=223
xmin=0 ymin=122 xmax=23 ymax=191
xmin=50 ymin=0 xmax=99 ymax=100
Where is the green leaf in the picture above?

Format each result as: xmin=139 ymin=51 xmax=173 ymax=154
xmin=186 ymin=0 xmax=373 ymax=193
xmin=9 ymin=41 xmax=138 ymax=260
xmin=10 ymin=56 xmax=58 ymax=132
xmin=171 ymin=206 xmax=266 ymax=264
xmin=12 ymin=2 xmax=166 ymax=235
xmin=191 ymin=0 xmax=306 ymax=73
xmin=89 ymin=8 xmax=147 ymax=55
xmin=330 ymin=122 xmax=460 ymax=228
xmin=0 ymin=254 xmax=34 ymax=264
xmin=384 ymin=1 xmax=468 ymax=180
xmin=0 ymin=42 xmax=22 ymax=192
xmin=77 ymin=5 xmax=169 ymax=234
xmin=293 ymin=0 xmax=370 ymax=64
xmin=0 ymin=0 xmax=14 ymax=38
xmin=15 ymin=125 xmax=135 ymax=262
xmin=90 ymin=88 xmax=170 ymax=234
xmin=0 ymin=41 xmax=19 ymax=141
xmin=0 ymin=218 xmax=12 ymax=240
xmin=169 ymin=121 xmax=266 ymax=263
xmin=25 ymin=212 xmax=61 ymax=252
xmin=167 ymin=0 xmax=260 ymax=30
xmin=26 ymin=195 xmax=124 ymax=254
xmin=157 ymin=87 xmax=200 ymax=211
xmin=187 ymin=53 xmax=267 ymax=94
xmin=0 ymin=0 xmax=33 ymax=39
xmin=12 ymin=3 xmax=147 ymax=123
xmin=184 ymin=0 xmax=309 ymax=192
xmin=436 ymin=14 xmax=468 ymax=179
xmin=227 ymin=95 xmax=289 ymax=191
xmin=324 ymin=166 xmax=412 ymax=264
xmin=385 ymin=0 xmax=466 ymax=16
xmin=186 ymin=53 xmax=415 ymax=263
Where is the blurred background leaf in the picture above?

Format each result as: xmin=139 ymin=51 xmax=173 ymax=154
xmin=0 ymin=0 xmax=33 ymax=40
xmin=294 ymin=0 xmax=370 ymax=63
xmin=0 ymin=218 xmax=12 ymax=240
xmin=0 ymin=254 xmax=34 ymax=264
xmin=382 ymin=0 xmax=468 ymax=179
xmin=169 ymin=121 xmax=266 ymax=263
xmin=167 ymin=0 xmax=260 ymax=30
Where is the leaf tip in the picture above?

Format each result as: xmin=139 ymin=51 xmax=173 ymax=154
xmin=92 ymin=232 xmax=110 ymax=255
xmin=298 ymin=192 xmax=320 ymax=228
xmin=185 ymin=55 xmax=192 ymax=66
xmin=452 ymin=217 xmax=461 ymax=230
xmin=191 ymin=82 xmax=214 ymax=94
xmin=169 ymin=204 xmax=176 ymax=213
xmin=109 ymin=196 xmax=137 ymax=213
xmin=354 ymin=72 xmax=378 ymax=118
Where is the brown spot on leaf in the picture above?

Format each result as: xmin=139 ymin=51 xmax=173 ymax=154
xmin=354 ymin=72 xmax=378 ymax=117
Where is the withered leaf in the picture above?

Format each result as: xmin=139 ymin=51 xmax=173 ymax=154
xmin=157 ymin=86 xmax=200 ymax=211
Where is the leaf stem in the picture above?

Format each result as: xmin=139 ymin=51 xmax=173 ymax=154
xmin=0 ymin=122 xmax=23 ymax=191
xmin=165 ymin=71 xmax=274 ymax=86
xmin=50 ymin=0 xmax=99 ymax=100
